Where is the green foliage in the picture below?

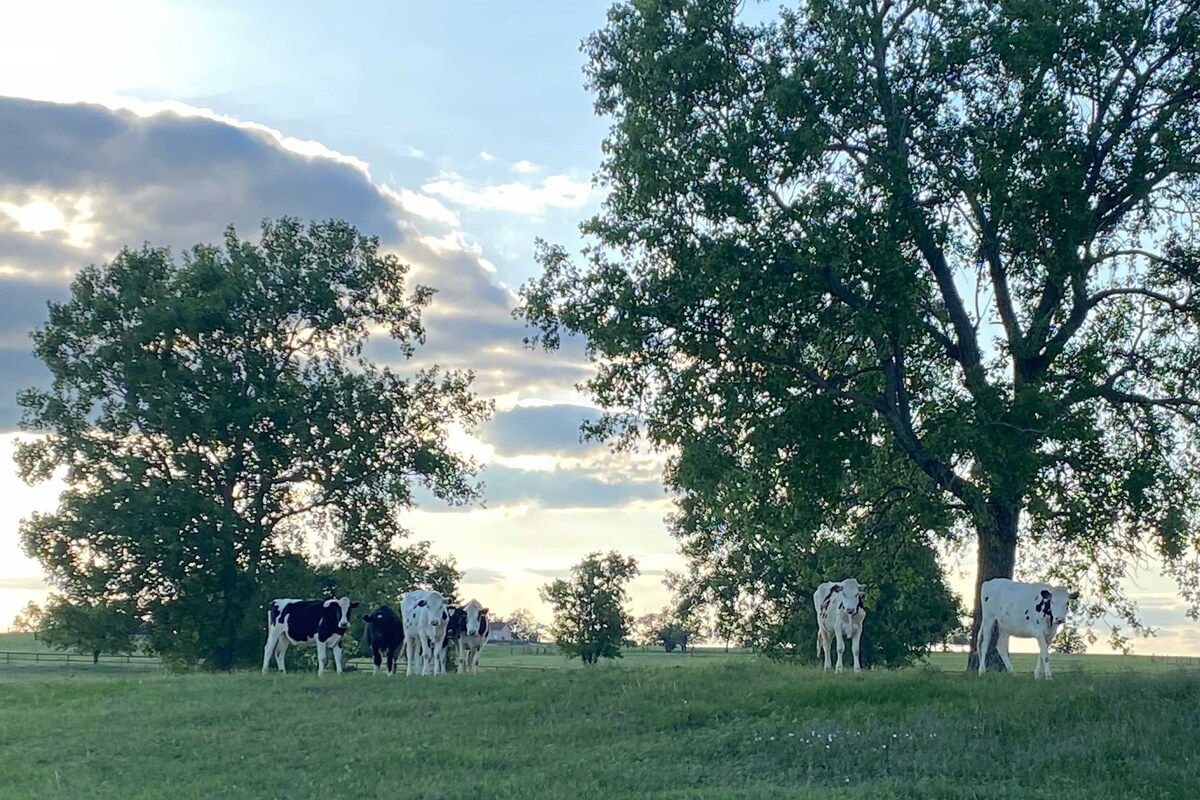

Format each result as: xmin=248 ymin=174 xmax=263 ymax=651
xmin=9 ymin=601 xmax=44 ymax=634
xmin=38 ymin=595 xmax=142 ymax=664
xmin=540 ymin=551 xmax=640 ymax=663
xmin=518 ymin=0 xmax=1200 ymax=662
xmin=16 ymin=217 xmax=491 ymax=670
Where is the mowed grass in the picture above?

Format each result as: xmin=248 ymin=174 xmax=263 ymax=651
xmin=3 ymin=642 xmax=1200 ymax=800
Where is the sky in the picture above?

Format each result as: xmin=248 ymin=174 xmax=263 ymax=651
xmin=1 ymin=1 xmax=1197 ymax=656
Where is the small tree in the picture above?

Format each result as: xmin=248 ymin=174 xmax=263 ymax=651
xmin=540 ymin=551 xmax=639 ymax=664
xmin=1053 ymin=627 xmax=1089 ymax=655
xmin=39 ymin=595 xmax=141 ymax=664
xmin=9 ymin=601 xmax=45 ymax=634
xmin=505 ymin=608 xmax=543 ymax=643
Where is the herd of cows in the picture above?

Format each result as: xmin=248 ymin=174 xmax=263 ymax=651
xmin=261 ymin=576 xmax=1080 ymax=680
xmin=262 ymin=589 xmax=488 ymax=677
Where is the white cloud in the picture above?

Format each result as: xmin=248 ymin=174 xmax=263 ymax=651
xmin=479 ymin=151 xmax=496 ymax=162
xmin=512 ymin=159 xmax=538 ymax=174
xmin=421 ymin=173 xmax=591 ymax=215
xmin=390 ymin=188 xmax=460 ymax=228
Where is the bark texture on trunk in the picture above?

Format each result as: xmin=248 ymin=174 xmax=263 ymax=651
xmin=966 ymin=500 xmax=1019 ymax=672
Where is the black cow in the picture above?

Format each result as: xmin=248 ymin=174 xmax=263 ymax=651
xmin=362 ymin=605 xmax=405 ymax=676
xmin=262 ymin=596 xmax=360 ymax=676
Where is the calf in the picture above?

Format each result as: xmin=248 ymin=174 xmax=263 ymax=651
xmin=445 ymin=599 xmax=490 ymax=675
xmin=401 ymin=589 xmax=455 ymax=676
xmin=977 ymin=577 xmax=1079 ymax=680
xmin=262 ymin=596 xmax=360 ymax=676
xmin=362 ymin=605 xmax=404 ymax=676
xmin=813 ymin=578 xmax=866 ymax=674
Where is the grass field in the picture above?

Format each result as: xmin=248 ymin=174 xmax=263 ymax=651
xmin=3 ymin=634 xmax=1199 ymax=799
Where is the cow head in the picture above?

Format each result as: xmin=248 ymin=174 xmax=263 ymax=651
xmin=1035 ymin=587 xmax=1078 ymax=626
xmin=839 ymin=578 xmax=864 ymax=618
xmin=325 ymin=596 xmax=360 ymax=632
xmin=418 ymin=591 xmax=450 ymax=628
xmin=463 ymin=599 xmax=489 ymax=636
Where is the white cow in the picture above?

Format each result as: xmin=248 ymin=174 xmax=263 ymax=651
xmin=447 ymin=599 xmax=490 ymax=675
xmin=977 ymin=577 xmax=1079 ymax=679
xmin=401 ymin=588 xmax=455 ymax=676
xmin=813 ymin=578 xmax=866 ymax=674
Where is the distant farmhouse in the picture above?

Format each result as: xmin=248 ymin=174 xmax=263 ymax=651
xmin=486 ymin=620 xmax=517 ymax=643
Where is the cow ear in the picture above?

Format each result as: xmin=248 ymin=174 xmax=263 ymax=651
xmin=1068 ymin=591 xmax=1080 ymax=600
xmin=480 ymin=607 xmax=490 ymax=615
xmin=362 ymin=614 xmax=372 ymax=623
xmin=447 ymin=606 xmax=458 ymax=614
xmin=350 ymin=602 xmax=361 ymax=609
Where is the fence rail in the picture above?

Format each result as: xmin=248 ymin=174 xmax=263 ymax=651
xmin=0 ymin=650 xmax=161 ymax=668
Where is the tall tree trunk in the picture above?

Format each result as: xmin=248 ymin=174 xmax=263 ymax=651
xmin=966 ymin=498 xmax=1019 ymax=672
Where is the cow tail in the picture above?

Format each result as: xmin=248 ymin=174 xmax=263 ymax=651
xmin=816 ymin=628 xmax=821 ymax=657
xmin=268 ymin=602 xmax=279 ymax=627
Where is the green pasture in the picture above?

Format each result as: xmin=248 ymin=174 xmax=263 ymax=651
xmin=2 ymin=633 xmax=1200 ymax=799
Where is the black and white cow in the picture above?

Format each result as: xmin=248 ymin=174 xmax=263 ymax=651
xmin=361 ymin=605 xmax=404 ymax=676
xmin=445 ymin=599 xmax=490 ymax=675
xmin=977 ymin=578 xmax=1080 ymax=680
xmin=262 ymin=596 xmax=360 ymax=676
xmin=401 ymin=588 xmax=455 ymax=676
xmin=813 ymin=578 xmax=866 ymax=674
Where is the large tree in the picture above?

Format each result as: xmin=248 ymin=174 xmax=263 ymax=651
xmin=519 ymin=0 xmax=1200 ymax=667
xmin=17 ymin=217 xmax=491 ymax=669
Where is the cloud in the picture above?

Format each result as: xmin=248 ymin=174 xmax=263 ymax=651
xmin=460 ymin=567 xmax=507 ymax=586
xmin=421 ymin=172 xmax=591 ymax=215
xmin=479 ymin=464 xmax=666 ymax=509
xmin=0 ymin=576 xmax=50 ymax=591
xmin=479 ymin=151 xmax=496 ymax=162
xmin=479 ymin=403 xmax=602 ymax=457
xmin=0 ymin=97 xmax=593 ymax=430
xmin=391 ymin=188 xmax=460 ymax=228
xmin=512 ymin=160 xmax=538 ymax=174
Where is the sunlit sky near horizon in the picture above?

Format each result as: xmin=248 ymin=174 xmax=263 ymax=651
xmin=1 ymin=1 xmax=1197 ymax=657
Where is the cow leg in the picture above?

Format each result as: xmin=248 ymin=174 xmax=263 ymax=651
xmin=1038 ymin=635 xmax=1052 ymax=680
xmin=373 ymin=645 xmax=382 ymax=675
xmin=387 ymin=645 xmax=398 ymax=676
xmin=851 ymin=623 xmax=863 ymax=674
xmin=820 ymin=627 xmax=833 ymax=671
xmin=262 ymin=628 xmax=283 ymax=674
xmin=834 ymin=623 xmax=846 ymax=673
xmin=333 ymin=642 xmax=344 ymax=674
xmin=316 ymin=640 xmax=329 ymax=676
xmin=457 ymin=638 xmax=467 ymax=674
xmin=976 ymin=616 xmax=993 ymax=676
xmin=405 ymin=635 xmax=418 ymax=676
xmin=996 ymin=632 xmax=1015 ymax=673
xmin=274 ymin=637 xmax=289 ymax=674
xmin=471 ymin=645 xmax=481 ymax=674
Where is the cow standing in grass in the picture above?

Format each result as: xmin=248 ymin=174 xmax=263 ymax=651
xmin=446 ymin=599 xmax=490 ymax=675
xmin=977 ymin=578 xmax=1079 ymax=680
xmin=262 ymin=596 xmax=360 ymax=676
xmin=813 ymin=578 xmax=866 ymax=674
xmin=401 ymin=589 xmax=454 ymax=676
xmin=361 ymin=605 xmax=404 ymax=676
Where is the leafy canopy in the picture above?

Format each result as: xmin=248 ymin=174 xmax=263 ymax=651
xmin=519 ymin=0 xmax=1200 ymax=657
xmin=17 ymin=217 xmax=491 ymax=669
